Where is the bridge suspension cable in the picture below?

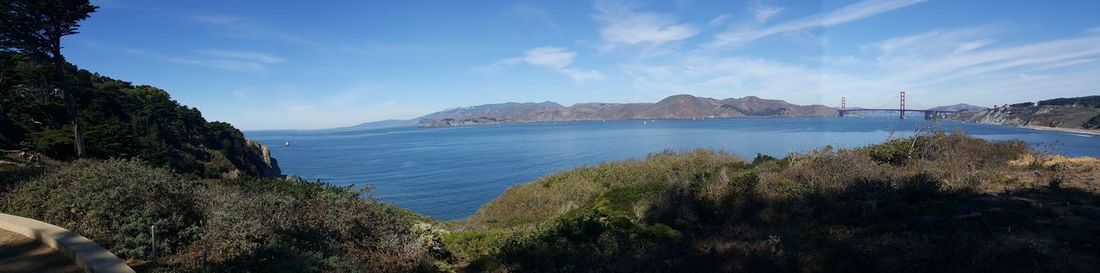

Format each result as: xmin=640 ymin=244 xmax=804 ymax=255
xmin=837 ymin=90 xmax=956 ymax=119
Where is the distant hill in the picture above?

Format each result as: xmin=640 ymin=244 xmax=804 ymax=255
xmin=930 ymin=103 xmax=988 ymax=112
xmin=326 ymin=119 xmax=416 ymax=132
xmin=410 ymin=94 xmax=838 ymax=126
xmin=949 ymin=95 xmax=1100 ymax=130
xmin=418 ymin=102 xmax=566 ymax=124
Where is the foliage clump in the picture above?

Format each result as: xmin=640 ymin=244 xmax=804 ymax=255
xmin=451 ymin=132 xmax=1100 ymax=273
xmin=3 ymin=159 xmax=452 ymax=272
xmin=0 ymin=52 xmax=279 ymax=178
xmin=6 ymin=159 xmax=201 ymax=258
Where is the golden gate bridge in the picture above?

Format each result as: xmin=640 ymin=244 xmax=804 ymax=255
xmin=837 ymin=91 xmax=959 ymax=120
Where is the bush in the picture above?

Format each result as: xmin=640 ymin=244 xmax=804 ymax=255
xmin=455 ymin=133 xmax=1095 ymax=273
xmin=190 ymin=181 xmax=453 ymax=273
xmin=860 ymin=138 xmax=913 ymax=165
xmin=2 ymin=160 xmax=453 ymax=273
xmin=497 ymin=208 xmax=680 ymax=273
xmin=6 ymin=159 xmax=202 ymax=259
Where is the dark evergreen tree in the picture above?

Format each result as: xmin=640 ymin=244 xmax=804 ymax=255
xmin=1 ymin=0 xmax=98 ymax=157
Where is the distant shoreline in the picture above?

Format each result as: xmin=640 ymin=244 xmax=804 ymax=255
xmin=416 ymin=115 xmax=841 ymax=128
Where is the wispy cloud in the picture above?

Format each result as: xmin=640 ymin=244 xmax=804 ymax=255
xmin=195 ymin=49 xmax=285 ymax=64
xmin=472 ymin=47 xmax=604 ymax=82
xmin=708 ymin=14 xmax=731 ymax=28
xmin=750 ymin=0 xmax=784 ymax=23
xmin=190 ymin=13 xmax=326 ymax=48
xmin=504 ymin=3 xmax=559 ymax=30
xmin=594 ymin=0 xmax=698 ymax=47
xmin=708 ymin=0 xmax=926 ymax=47
xmin=523 ymin=47 xmax=576 ymax=69
xmin=82 ymin=40 xmax=283 ymax=72
xmin=620 ymin=25 xmax=1100 ymax=106
xmin=866 ymin=26 xmax=1001 ymax=57
xmin=559 ymin=69 xmax=606 ymax=82
xmin=239 ymin=85 xmax=431 ymax=130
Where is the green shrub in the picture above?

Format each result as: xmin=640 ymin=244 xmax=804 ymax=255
xmin=454 ymin=133 xmax=1092 ymax=273
xmin=497 ymin=208 xmax=679 ymax=273
xmin=6 ymin=159 xmax=202 ymax=259
xmin=2 ymin=160 xmax=452 ymax=273
xmin=189 ymin=179 xmax=452 ymax=273
xmin=860 ymin=138 xmax=914 ymax=165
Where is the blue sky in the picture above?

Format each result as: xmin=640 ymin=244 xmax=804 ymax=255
xmin=65 ymin=0 xmax=1100 ymax=130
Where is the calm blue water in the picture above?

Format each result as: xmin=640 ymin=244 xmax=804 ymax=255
xmin=247 ymin=118 xmax=1099 ymax=220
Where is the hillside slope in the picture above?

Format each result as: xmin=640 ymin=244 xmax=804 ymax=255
xmin=929 ymin=103 xmax=987 ymax=112
xmin=0 ymin=52 xmax=280 ymax=178
xmin=414 ymin=94 xmax=838 ymax=126
xmin=446 ymin=134 xmax=1100 ymax=272
xmin=951 ymin=104 xmax=1100 ymax=129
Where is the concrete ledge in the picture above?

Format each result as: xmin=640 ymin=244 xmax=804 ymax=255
xmin=0 ymin=213 xmax=135 ymax=273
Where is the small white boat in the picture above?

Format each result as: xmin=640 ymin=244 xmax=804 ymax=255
xmin=285 ymin=140 xmax=290 ymax=147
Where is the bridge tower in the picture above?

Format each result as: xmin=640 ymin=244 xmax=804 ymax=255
xmin=840 ymin=97 xmax=846 ymax=117
xmin=899 ymin=90 xmax=906 ymax=120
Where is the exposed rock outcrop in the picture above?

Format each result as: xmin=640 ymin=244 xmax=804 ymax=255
xmin=246 ymin=140 xmax=282 ymax=178
xmin=950 ymin=105 xmax=1100 ymax=129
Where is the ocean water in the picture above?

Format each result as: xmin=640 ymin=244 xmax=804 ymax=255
xmin=246 ymin=118 xmax=1099 ymax=220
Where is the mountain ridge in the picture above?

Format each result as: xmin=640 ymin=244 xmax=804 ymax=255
xmin=409 ymin=94 xmax=839 ymax=127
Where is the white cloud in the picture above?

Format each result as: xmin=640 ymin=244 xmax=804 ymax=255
xmin=504 ymin=3 xmax=559 ymax=29
xmin=867 ymin=26 xmax=1000 ymax=56
xmin=594 ymin=0 xmax=698 ymax=46
xmin=750 ymin=1 xmax=783 ymax=23
xmin=82 ymin=41 xmax=280 ymax=72
xmin=619 ymin=26 xmax=1100 ymax=107
xmin=196 ymin=49 xmax=285 ymax=64
xmin=228 ymin=84 xmax=436 ymax=130
xmin=560 ymin=69 xmax=606 ymax=82
xmin=174 ymin=59 xmax=267 ymax=71
xmin=708 ymin=14 xmax=731 ymax=27
xmin=473 ymin=47 xmax=603 ymax=82
xmin=709 ymin=0 xmax=926 ymax=47
xmin=523 ymin=47 xmax=576 ymax=69
xmin=863 ymin=26 xmax=1100 ymax=87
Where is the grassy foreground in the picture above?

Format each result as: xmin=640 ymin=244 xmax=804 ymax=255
xmin=2 ymin=133 xmax=1099 ymax=272
xmin=446 ymin=132 xmax=1100 ymax=272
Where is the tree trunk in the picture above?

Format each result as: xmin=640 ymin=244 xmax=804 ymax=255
xmin=51 ymin=35 xmax=85 ymax=158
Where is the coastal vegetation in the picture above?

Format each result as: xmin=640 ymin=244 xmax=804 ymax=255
xmin=446 ymin=132 xmax=1100 ymax=272
xmin=1 ymin=0 xmax=278 ymax=178
xmin=4 ymin=131 xmax=1098 ymax=272
xmin=0 ymin=51 xmax=281 ymax=178
xmin=2 ymin=2 xmax=1098 ymax=273
xmin=1 ymin=158 xmax=454 ymax=272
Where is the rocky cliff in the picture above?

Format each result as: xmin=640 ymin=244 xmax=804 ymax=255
xmin=950 ymin=105 xmax=1100 ymax=129
xmin=246 ymin=140 xmax=282 ymax=178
